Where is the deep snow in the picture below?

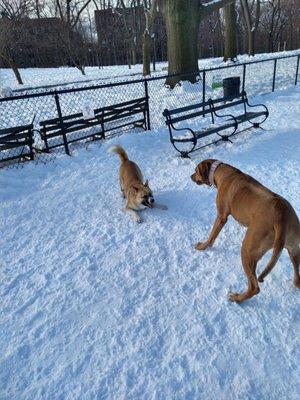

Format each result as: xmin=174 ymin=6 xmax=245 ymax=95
xmin=1 ymin=87 xmax=300 ymax=399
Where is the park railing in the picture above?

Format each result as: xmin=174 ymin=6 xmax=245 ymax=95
xmin=0 ymin=52 xmax=299 ymax=168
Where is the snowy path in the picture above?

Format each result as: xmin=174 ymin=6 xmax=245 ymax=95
xmin=1 ymin=88 xmax=300 ymax=399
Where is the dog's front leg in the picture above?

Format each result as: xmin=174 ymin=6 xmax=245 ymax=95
xmin=125 ymin=207 xmax=142 ymax=223
xmin=153 ymin=202 xmax=168 ymax=210
xmin=195 ymin=215 xmax=228 ymax=251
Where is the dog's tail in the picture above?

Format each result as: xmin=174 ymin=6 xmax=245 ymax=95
xmin=258 ymin=205 xmax=286 ymax=282
xmin=108 ymin=145 xmax=128 ymax=163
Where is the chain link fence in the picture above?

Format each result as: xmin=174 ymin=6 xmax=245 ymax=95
xmin=0 ymin=53 xmax=299 ymax=169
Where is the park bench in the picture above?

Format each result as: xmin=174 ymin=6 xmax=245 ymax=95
xmin=0 ymin=123 xmax=34 ymax=165
xmin=39 ymin=96 xmax=148 ymax=154
xmin=163 ymin=91 xmax=269 ymax=157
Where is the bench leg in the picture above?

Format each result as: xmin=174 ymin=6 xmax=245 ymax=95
xmin=180 ymin=151 xmax=191 ymax=159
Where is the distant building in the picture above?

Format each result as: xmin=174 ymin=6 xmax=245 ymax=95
xmin=0 ymin=16 xmax=85 ymax=68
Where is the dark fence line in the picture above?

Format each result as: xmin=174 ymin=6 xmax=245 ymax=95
xmin=1 ymin=52 xmax=299 ymax=102
xmin=0 ymin=53 xmax=299 ymax=168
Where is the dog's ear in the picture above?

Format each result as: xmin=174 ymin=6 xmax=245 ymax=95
xmin=144 ymin=180 xmax=149 ymax=187
xmin=197 ymin=160 xmax=213 ymax=185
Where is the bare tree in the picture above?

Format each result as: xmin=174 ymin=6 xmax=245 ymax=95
xmin=259 ymin=0 xmax=289 ymax=52
xmin=157 ymin=0 xmax=236 ymax=88
xmin=0 ymin=0 xmax=34 ymax=19
xmin=49 ymin=0 xmax=94 ymax=74
xmin=0 ymin=0 xmax=35 ymax=84
xmin=240 ymin=0 xmax=260 ymax=56
xmin=54 ymin=0 xmax=94 ymax=28
xmin=0 ymin=18 xmax=24 ymax=84
xmin=142 ymin=0 xmax=157 ymax=76
xmin=224 ymin=1 xmax=238 ymax=61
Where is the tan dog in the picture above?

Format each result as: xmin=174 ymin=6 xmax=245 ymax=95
xmin=191 ymin=159 xmax=300 ymax=303
xmin=109 ymin=145 xmax=167 ymax=223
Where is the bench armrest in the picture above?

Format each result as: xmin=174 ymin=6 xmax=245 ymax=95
xmin=243 ymin=91 xmax=269 ymax=124
xmin=208 ymin=99 xmax=238 ymax=131
xmin=169 ymin=124 xmax=197 ymax=145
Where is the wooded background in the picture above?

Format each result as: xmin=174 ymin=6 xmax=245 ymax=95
xmin=0 ymin=0 xmax=299 ymax=85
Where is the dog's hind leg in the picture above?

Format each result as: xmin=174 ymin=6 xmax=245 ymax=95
xmin=288 ymin=246 xmax=300 ymax=288
xmin=119 ymin=177 xmax=125 ymax=198
xmin=229 ymin=228 xmax=261 ymax=303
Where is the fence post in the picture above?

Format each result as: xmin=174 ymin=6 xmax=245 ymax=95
xmin=242 ymin=64 xmax=246 ymax=92
xmin=202 ymin=70 xmax=206 ymax=117
xmin=54 ymin=93 xmax=70 ymax=156
xmin=144 ymin=79 xmax=151 ymax=130
xmin=295 ymin=55 xmax=300 ymax=86
xmin=272 ymin=58 xmax=277 ymax=92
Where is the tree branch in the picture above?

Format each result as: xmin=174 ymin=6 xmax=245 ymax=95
xmin=201 ymin=0 xmax=236 ymax=18
xmin=72 ymin=0 xmax=93 ymax=27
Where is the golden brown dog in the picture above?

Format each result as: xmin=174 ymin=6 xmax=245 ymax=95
xmin=191 ymin=159 xmax=300 ymax=303
xmin=109 ymin=145 xmax=167 ymax=223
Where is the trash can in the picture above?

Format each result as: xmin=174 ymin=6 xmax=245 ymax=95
xmin=223 ymin=76 xmax=240 ymax=98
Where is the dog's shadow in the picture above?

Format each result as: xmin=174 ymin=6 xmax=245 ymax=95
xmin=154 ymin=187 xmax=216 ymax=223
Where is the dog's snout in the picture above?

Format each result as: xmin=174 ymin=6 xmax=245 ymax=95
xmin=191 ymin=173 xmax=196 ymax=182
xmin=149 ymin=198 xmax=154 ymax=203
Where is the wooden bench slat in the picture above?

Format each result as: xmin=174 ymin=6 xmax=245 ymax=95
xmin=0 ymin=124 xmax=32 ymax=136
xmin=212 ymin=98 xmax=245 ymax=112
xmin=209 ymin=93 xmax=243 ymax=104
xmin=164 ymin=100 xmax=211 ymax=116
xmin=0 ymin=132 xmax=32 ymax=142
xmin=169 ymin=108 xmax=211 ymax=125
xmin=235 ymin=111 xmax=267 ymax=121
xmin=172 ymin=122 xmax=237 ymax=143
xmin=0 ymin=141 xmax=32 ymax=151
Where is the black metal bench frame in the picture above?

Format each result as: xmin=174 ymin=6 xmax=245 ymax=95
xmin=0 ymin=123 xmax=34 ymax=164
xmin=163 ymin=91 xmax=269 ymax=157
xmin=39 ymin=96 xmax=148 ymax=155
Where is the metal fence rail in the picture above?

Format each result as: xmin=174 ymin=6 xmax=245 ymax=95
xmin=0 ymin=52 xmax=299 ymax=168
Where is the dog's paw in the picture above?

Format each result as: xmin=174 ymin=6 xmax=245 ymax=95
xmin=194 ymin=241 xmax=210 ymax=251
xmin=228 ymin=292 xmax=242 ymax=303
xmin=135 ymin=216 xmax=143 ymax=223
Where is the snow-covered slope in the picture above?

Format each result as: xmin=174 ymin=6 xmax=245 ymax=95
xmin=1 ymin=87 xmax=300 ymax=399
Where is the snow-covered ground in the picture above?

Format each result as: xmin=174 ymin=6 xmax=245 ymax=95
xmin=1 ymin=87 xmax=299 ymax=399
xmin=0 ymin=50 xmax=299 ymax=92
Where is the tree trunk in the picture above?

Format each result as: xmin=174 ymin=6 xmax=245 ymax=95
xmin=131 ymin=44 xmax=137 ymax=66
xmin=74 ymin=61 xmax=86 ymax=75
xmin=8 ymin=58 xmax=23 ymax=85
xmin=223 ymin=2 xmax=237 ymax=61
xmin=143 ymin=31 xmax=151 ymax=76
xmin=160 ymin=0 xmax=200 ymax=88
xmin=248 ymin=29 xmax=254 ymax=56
